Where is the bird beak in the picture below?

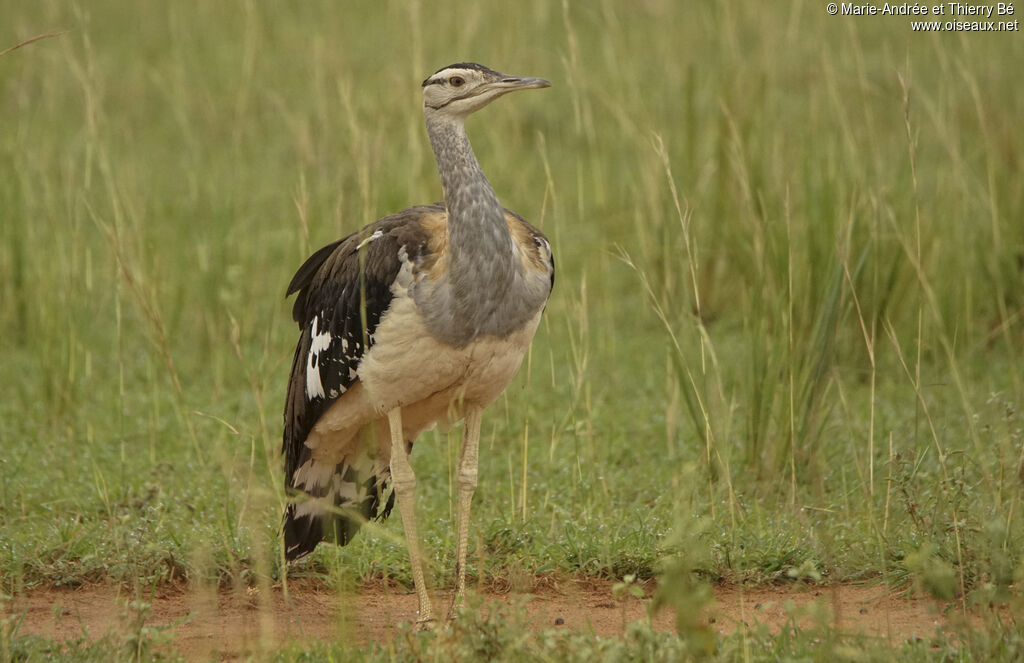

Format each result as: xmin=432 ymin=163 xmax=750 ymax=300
xmin=468 ymin=74 xmax=550 ymax=105
xmin=495 ymin=75 xmax=552 ymax=91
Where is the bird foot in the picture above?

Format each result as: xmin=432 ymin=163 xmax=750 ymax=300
xmin=447 ymin=591 xmax=467 ymax=622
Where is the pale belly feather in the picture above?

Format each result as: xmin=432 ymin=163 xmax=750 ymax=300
xmin=306 ymin=288 xmax=543 ymax=467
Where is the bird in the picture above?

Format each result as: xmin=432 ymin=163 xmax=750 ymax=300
xmin=281 ymin=62 xmax=553 ymax=625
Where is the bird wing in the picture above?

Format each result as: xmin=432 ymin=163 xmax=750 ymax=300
xmin=282 ymin=205 xmax=440 ymax=485
xmin=505 ymin=209 xmax=555 ymax=291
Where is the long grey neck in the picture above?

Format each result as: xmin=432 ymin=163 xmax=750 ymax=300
xmin=425 ymin=114 xmax=514 ymax=271
xmin=414 ymin=111 xmax=548 ymax=346
xmin=422 ymin=113 xmax=519 ymax=341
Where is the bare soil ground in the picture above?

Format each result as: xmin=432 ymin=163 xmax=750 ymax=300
xmin=8 ymin=579 xmax=965 ymax=660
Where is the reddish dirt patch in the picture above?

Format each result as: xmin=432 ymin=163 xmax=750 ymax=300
xmin=7 ymin=579 xmax=962 ymax=661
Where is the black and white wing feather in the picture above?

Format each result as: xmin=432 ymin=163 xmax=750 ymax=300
xmin=282 ymin=205 xmax=437 ymax=559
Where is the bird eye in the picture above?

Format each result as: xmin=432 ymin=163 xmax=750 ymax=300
xmin=449 ymin=76 xmax=465 ymax=87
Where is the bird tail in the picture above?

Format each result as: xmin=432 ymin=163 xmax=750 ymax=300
xmin=283 ymin=444 xmax=395 ymax=561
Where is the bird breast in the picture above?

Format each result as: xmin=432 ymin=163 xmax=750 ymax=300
xmin=408 ymin=211 xmax=553 ymax=348
xmin=358 ymin=280 xmax=544 ymax=417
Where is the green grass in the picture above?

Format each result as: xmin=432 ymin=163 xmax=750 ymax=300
xmin=2 ymin=0 xmax=1023 ymax=660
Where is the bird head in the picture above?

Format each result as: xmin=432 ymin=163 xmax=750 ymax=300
xmin=421 ymin=63 xmax=550 ymax=119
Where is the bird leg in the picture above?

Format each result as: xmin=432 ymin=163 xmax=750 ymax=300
xmin=450 ymin=406 xmax=482 ymax=617
xmin=387 ymin=407 xmax=434 ymax=626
